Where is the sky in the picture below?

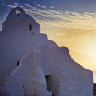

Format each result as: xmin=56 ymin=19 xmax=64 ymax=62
xmin=0 ymin=0 xmax=96 ymax=83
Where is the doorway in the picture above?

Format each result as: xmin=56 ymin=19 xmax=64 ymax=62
xmin=45 ymin=75 xmax=51 ymax=92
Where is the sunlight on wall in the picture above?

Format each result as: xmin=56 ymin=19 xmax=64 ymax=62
xmin=24 ymin=7 xmax=96 ymax=83
xmin=41 ymin=27 xmax=96 ymax=83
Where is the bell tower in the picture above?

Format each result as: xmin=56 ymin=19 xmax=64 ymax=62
xmin=2 ymin=7 xmax=40 ymax=35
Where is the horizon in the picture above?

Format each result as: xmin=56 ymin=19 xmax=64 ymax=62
xmin=0 ymin=0 xmax=96 ymax=83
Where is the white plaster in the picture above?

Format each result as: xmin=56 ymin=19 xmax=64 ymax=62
xmin=5 ymin=50 xmax=51 ymax=96
xmin=0 ymin=7 xmax=93 ymax=96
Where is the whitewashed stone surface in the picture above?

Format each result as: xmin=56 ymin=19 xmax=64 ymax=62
xmin=0 ymin=7 xmax=93 ymax=96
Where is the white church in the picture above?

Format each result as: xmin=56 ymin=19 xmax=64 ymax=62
xmin=0 ymin=7 xmax=93 ymax=96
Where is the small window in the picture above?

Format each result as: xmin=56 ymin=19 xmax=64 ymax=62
xmin=17 ymin=60 xmax=20 ymax=66
xmin=29 ymin=24 xmax=32 ymax=30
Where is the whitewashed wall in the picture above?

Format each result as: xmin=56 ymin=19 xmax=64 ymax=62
xmin=0 ymin=7 xmax=93 ymax=96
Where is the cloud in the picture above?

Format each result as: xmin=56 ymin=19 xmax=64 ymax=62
xmin=33 ymin=2 xmax=46 ymax=9
xmin=6 ymin=3 xmax=96 ymax=37
xmin=7 ymin=2 xmax=24 ymax=8
xmin=50 ymin=6 xmax=55 ymax=9
xmin=7 ymin=5 xmax=17 ymax=8
xmin=7 ymin=2 xmax=19 ymax=8
xmin=14 ymin=2 xmax=19 ymax=6
xmin=36 ymin=4 xmax=46 ymax=9
xmin=24 ymin=3 xmax=96 ymax=31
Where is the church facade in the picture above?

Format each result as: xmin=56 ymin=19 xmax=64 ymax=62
xmin=0 ymin=7 xmax=93 ymax=96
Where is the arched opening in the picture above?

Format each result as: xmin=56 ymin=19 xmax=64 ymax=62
xmin=29 ymin=24 xmax=32 ymax=30
xmin=15 ymin=7 xmax=25 ymax=17
xmin=16 ymin=10 xmax=21 ymax=17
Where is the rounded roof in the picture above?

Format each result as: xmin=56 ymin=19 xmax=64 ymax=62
xmin=9 ymin=7 xmax=36 ymax=22
xmin=11 ymin=7 xmax=25 ymax=14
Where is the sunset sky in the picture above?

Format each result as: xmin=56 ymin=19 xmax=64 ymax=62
xmin=0 ymin=0 xmax=96 ymax=83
